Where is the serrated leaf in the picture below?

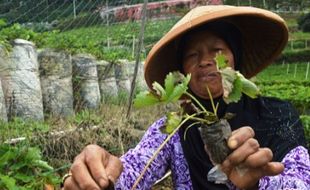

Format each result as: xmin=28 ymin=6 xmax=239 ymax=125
xmin=152 ymin=82 xmax=166 ymax=98
xmin=133 ymin=91 xmax=160 ymax=108
xmin=215 ymin=52 xmax=228 ymax=69
xmin=168 ymin=74 xmax=191 ymax=102
xmin=164 ymin=72 xmax=175 ymax=98
xmin=161 ymin=112 xmax=182 ymax=134
xmin=224 ymin=75 xmax=243 ymax=103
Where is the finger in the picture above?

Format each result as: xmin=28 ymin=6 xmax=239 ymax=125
xmin=224 ymin=138 xmax=260 ymax=166
xmin=228 ymin=127 xmax=255 ymax=149
xmin=84 ymin=147 xmax=110 ymax=188
xmin=105 ymin=154 xmax=123 ymax=183
xmin=70 ymin=158 xmax=101 ymax=190
xmin=262 ymin=162 xmax=284 ymax=176
xmin=63 ymin=176 xmax=80 ymax=190
xmin=244 ymin=148 xmax=273 ymax=168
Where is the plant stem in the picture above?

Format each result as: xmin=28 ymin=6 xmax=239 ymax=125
xmin=187 ymin=116 xmax=209 ymax=123
xmin=206 ymin=85 xmax=217 ymax=117
xmin=183 ymin=121 xmax=200 ymax=140
xmin=184 ymin=92 xmax=208 ymax=114
xmin=130 ymin=112 xmax=200 ymax=190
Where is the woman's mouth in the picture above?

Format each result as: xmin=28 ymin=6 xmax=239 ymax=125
xmin=198 ymin=71 xmax=220 ymax=82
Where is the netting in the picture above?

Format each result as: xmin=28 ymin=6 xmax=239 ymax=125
xmin=0 ymin=1 xmax=309 ymax=188
xmin=0 ymin=0 xmax=309 ymax=119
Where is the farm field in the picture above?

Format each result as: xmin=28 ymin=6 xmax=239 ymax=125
xmin=0 ymin=1 xmax=310 ymax=189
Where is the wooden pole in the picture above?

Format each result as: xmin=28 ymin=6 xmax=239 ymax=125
xmin=126 ymin=0 xmax=148 ymax=118
xmin=294 ymin=64 xmax=297 ymax=78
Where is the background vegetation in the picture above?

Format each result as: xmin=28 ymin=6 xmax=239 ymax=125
xmin=0 ymin=0 xmax=309 ymax=189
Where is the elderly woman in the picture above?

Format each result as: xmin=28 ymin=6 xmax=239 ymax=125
xmin=63 ymin=5 xmax=309 ymax=190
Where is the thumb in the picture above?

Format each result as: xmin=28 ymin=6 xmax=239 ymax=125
xmin=105 ymin=155 xmax=123 ymax=183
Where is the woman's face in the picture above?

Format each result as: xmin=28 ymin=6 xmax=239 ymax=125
xmin=182 ymin=30 xmax=235 ymax=99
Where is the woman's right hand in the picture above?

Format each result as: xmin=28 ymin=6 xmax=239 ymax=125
xmin=63 ymin=144 xmax=123 ymax=190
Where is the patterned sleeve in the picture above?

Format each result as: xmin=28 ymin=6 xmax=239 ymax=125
xmin=114 ymin=117 xmax=172 ymax=190
xmin=259 ymin=146 xmax=310 ymax=190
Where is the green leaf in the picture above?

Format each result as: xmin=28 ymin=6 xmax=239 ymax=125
xmin=237 ymin=72 xmax=260 ymax=98
xmin=215 ymin=53 xmax=228 ymax=69
xmin=0 ymin=147 xmax=16 ymax=168
xmin=164 ymin=72 xmax=175 ymax=99
xmin=133 ymin=91 xmax=160 ymax=108
xmin=0 ymin=174 xmax=18 ymax=190
xmin=134 ymin=72 xmax=190 ymax=108
xmin=161 ymin=112 xmax=182 ymax=134
xmin=24 ymin=147 xmax=41 ymax=162
xmin=33 ymin=160 xmax=54 ymax=171
xmin=13 ymin=173 xmax=33 ymax=183
xmin=152 ymin=82 xmax=166 ymax=98
xmin=168 ymin=74 xmax=191 ymax=102
xmin=224 ymin=75 xmax=243 ymax=103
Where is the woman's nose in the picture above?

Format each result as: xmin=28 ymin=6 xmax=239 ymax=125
xmin=198 ymin=52 xmax=215 ymax=67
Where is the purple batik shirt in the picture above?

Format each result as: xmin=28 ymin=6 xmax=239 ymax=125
xmin=115 ymin=118 xmax=310 ymax=190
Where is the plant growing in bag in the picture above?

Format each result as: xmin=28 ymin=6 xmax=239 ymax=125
xmin=131 ymin=53 xmax=260 ymax=189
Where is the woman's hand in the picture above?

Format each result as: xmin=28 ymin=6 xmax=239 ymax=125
xmin=221 ymin=127 xmax=284 ymax=190
xmin=63 ymin=144 xmax=123 ymax=190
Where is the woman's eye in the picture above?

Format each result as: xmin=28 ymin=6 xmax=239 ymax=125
xmin=186 ymin=52 xmax=198 ymax=58
xmin=214 ymin=48 xmax=223 ymax=52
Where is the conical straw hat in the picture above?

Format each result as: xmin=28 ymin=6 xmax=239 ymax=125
xmin=144 ymin=5 xmax=288 ymax=89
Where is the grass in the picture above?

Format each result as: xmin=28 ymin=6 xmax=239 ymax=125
xmin=256 ymin=62 xmax=310 ymax=81
xmin=290 ymin=31 xmax=310 ymax=40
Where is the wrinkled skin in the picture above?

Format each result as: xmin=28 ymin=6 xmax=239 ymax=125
xmin=63 ymin=30 xmax=284 ymax=190
xmin=182 ymin=30 xmax=284 ymax=189
xmin=63 ymin=145 xmax=122 ymax=190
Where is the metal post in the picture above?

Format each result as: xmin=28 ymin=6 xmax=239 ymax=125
xmin=73 ymin=0 xmax=76 ymax=19
xmin=287 ymin=63 xmax=290 ymax=74
xmin=106 ymin=0 xmax=109 ymax=26
xmin=306 ymin=62 xmax=310 ymax=80
xmin=127 ymin=0 xmax=148 ymax=118
xmin=291 ymin=40 xmax=294 ymax=50
xmin=132 ymin=35 xmax=135 ymax=58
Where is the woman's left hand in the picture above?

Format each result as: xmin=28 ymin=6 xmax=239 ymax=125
xmin=221 ymin=126 xmax=284 ymax=190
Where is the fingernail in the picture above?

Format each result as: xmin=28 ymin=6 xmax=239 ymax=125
xmin=108 ymin=175 xmax=115 ymax=183
xmin=228 ymin=139 xmax=238 ymax=149
xmin=107 ymin=176 xmax=115 ymax=190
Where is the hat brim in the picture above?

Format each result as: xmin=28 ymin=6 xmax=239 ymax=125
xmin=144 ymin=5 xmax=288 ymax=89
